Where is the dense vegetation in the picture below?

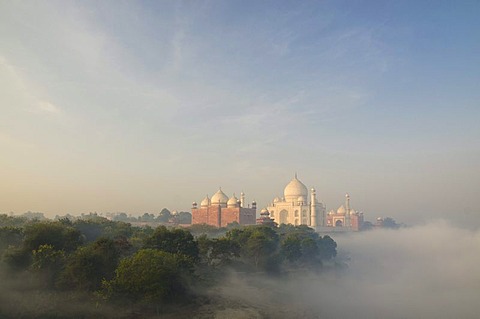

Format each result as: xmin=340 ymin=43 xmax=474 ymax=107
xmin=0 ymin=213 xmax=337 ymax=318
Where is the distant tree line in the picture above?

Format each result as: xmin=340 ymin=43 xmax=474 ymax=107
xmin=0 ymin=214 xmax=337 ymax=318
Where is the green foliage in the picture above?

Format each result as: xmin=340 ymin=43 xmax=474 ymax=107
xmin=31 ymin=244 xmax=66 ymax=270
xmin=281 ymin=234 xmax=303 ymax=262
xmin=279 ymin=227 xmax=337 ymax=267
xmin=58 ymin=238 xmax=122 ymax=291
xmin=318 ymin=235 xmax=337 ymax=260
xmin=0 ymin=227 xmax=24 ymax=253
xmin=143 ymin=226 xmax=199 ymax=260
xmin=2 ymin=246 xmax=31 ymax=269
xmin=140 ymin=213 xmax=156 ymax=222
xmin=382 ymin=217 xmax=400 ymax=229
xmin=73 ymin=217 xmax=133 ymax=242
xmin=174 ymin=211 xmax=192 ymax=224
xmin=0 ymin=214 xmax=27 ymax=228
xmin=31 ymin=244 xmax=66 ymax=288
xmin=188 ymin=223 xmax=227 ymax=238
xmin=21 ymin=211 xmax=46 ymax=220
xmin=226 ymin=226 xmax=280 ymax=271
xmin=156 ymin=208 xmax=171 ymax=223
xmin=24 ymin=222 xmax=83 ymax=253
xmin=0 ymin=215 xmax=340 ymax=315
xmin=102 ymin=249 xmax=193 ymax=303
xmin=197 ymin=234 xmax=240 ymax=267
xmin=360 ymin=221 xmax=374 ymax=231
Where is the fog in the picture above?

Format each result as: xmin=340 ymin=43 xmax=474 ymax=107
xmin=207 ymin=220 xmax=480 ymax=319
xmin=1 ymin=220 xmax=479 ymax=318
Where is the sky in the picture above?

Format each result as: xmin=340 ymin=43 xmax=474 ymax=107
xmin=1 ymin=1 xmax=479 ymax=224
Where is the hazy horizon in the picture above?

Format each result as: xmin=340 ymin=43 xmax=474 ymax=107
xmin=1 ymin=1 xmax=479 ymax=227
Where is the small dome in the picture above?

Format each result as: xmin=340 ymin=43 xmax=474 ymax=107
xmin=201 ymin=196 xmax=210 ymax=207
xmin=328 ymin=210 xmax=335 ymax=215
xmin=284 ymin=175 xmax=308 ymax=200
xmin=227 ymin=195 xmax=238 ymax=207
xmin=260 ymin=208 xmax=270 ymax=218
xmin=273 ymin=197 xmax=282 ymax=203
xmin=297 ymin=196 xmax=306 ymax=203
xmin=211 ymin=188 xmax=228 ymax=205
xmin=337 ymin=205 xmax=346 ymax=215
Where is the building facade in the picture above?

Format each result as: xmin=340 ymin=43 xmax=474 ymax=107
xmin=191 ymin=189 xmax=256 ymax=227
xmin=266 ymin=175 xmax=326 ymax=227
xmin=266 ymin=175 xmax=364 ymax=231
xmin=325 ymin=193 xmax=364 ymax=231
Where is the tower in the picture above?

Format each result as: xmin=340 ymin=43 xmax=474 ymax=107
xmin=240 ymin=192 xmax=245 ymax=208
xmin=345 ymin=193 xmax=351 ymax=227
xmin=310 ymin=188 xmax=317 ymax=227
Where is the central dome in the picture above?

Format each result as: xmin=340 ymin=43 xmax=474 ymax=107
xmin=211 ymin=188 xmax=228 ymax=205
xmin=284 ymin=176 xmax=308 ymax=200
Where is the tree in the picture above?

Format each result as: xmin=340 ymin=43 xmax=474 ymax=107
xmin=140 ymin=213 xmax=156 ymax=222
xmin=102 ymin=249 xmax=193 ymax=304
xmin=300 ymin=237 xmax=320 ymax=265
xmin=188 ymin=223 xmax=226 ymax=238
xmin=0 ymin=214 xmax=27 ymax=227
xmin=197 ymin=234 xmax=240 ymax=267
xmin=143 ymin=226 xmax=198 ymax=260
xmin=23 ymin=222 xmax=83 ymax=253
xmin=22 ymin=211 xmax=46 ymax=220
xmin=156 ymin=208 xmax=172 ymax=223
xmin=175 ymin=212 xmax=192 ymax=225
xmin=281 ymin=234 xmax=302 ymax=263
xmin=382 ymin=217 xmax=400 ymax=229
xmin=318 ymin=235 xmax=337 ymax=260
xmin=31 ymin=244 xmax=66 ymax=288
xmin=112 ymin=212 xmax=129 ymax=222
xmin=0 ymin=227 xmax=23 ymax=253
xmin=360 ymin=221 xmax=374 ymax=231
xmin=59 ymin=237 xmax=122 ymax=291
xmin=227 ymin=226 xmax=279 ymax=271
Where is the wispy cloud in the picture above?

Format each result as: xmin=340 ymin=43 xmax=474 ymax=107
xmin=37 ymin=101 xmax=60 ymax=114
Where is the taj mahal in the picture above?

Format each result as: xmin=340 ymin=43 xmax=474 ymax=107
xmin=266 ymin=174 xmax=364 ymax=231
xmin=191 ymin=174 xmax=364 ymax=231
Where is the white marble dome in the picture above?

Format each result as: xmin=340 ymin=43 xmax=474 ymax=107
xmin=284 ymin=176 xmax=308 ymax=200
xmin=337 ymin=205 xmax=346 ymax=215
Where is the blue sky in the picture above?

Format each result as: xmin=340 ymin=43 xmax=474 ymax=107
xmin=1 ymin=1 xmax=479 ymax=224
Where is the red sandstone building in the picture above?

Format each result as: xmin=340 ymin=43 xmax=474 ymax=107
xmin=325 ymin=194 xmax=364 ymax=231
xmin=191 ymin=189 xmax=256 ymax=227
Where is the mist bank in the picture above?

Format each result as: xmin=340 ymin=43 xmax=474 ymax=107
xmin=206 ymin=220 xmax=480 ymax=318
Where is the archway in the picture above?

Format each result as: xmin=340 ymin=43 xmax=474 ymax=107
xmin=335 ymin=220 xmax=343 ymax=227
xmin=279 ymin=210 xmax=288 ymax=224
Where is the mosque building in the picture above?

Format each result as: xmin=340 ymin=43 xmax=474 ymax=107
xmin=191 ymin=176 xmax=365 ymax=231
xmin=266 ymin=175 xmax=364 ymax=231
xmin=325 ymin=193 xmax=364 ymax=231
xmin=266 ymin=174 xmax=326 ymax=227
xmin=191 ymin=189 xmax=256 ymax=227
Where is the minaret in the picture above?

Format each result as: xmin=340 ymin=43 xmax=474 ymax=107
xmin=310 ymin=188 xmax=317 ymax=227
xmin=240 ymin=192 xmax=245 ymax=208
xmin=345 ymin=193 xmax=351 ymax=228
